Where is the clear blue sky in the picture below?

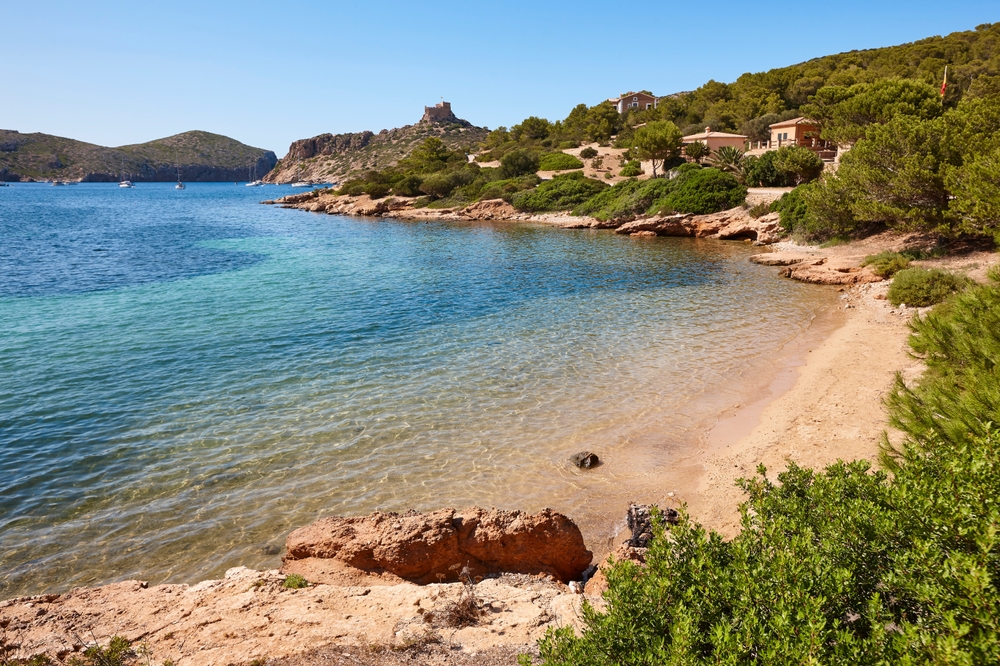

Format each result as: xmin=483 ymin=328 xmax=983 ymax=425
xmin=3 ymin=1 xmax=997 ymax=157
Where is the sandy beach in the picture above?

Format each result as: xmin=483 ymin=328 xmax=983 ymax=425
xmin=689 ymin=279 xmax=917 ymax=536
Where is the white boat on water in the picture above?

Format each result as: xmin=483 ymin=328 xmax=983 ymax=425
xmin=245 ymin=164 xmax=263 ymax=186
xmin=290 ymin=182 xmax=313 ymax=188
xmin=119 ymin=158 xmax=134 ymax=188
xmin=175 ymin=167 xmax=186 ymax=190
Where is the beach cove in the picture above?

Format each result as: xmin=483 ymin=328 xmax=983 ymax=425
xmin=0 ymin=182 xmax=839 ymax=602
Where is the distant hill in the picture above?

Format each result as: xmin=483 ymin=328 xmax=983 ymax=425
xmin=0 ymin=130 xmax=277 ymax=182
xmin=264 ymin=103 xmax=489 ymax=184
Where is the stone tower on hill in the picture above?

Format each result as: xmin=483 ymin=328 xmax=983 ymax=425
xmin=422 ymin=101 xmax=459 ymax=123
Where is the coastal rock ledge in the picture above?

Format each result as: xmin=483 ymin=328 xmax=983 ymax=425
xmin=284 ymin=506 xmax=593 ymax=585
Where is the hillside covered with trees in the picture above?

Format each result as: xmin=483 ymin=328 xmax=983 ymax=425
xmin=327 ymin=22 xmax=1000 ymax=242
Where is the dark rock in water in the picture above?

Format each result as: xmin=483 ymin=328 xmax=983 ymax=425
xmin=261 ymin=544 xmax=282 ymax=556
xmin=626 ymin=503 xmax=679 ymax=548
xmin=570 ymin=451 xmax=600 ymax=469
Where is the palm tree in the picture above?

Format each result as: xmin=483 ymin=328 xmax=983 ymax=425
xmin=709 ymin=146 xmax=747 ymax=183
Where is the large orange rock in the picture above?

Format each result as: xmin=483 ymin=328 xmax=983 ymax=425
xmin=284 ymin=507 xmax=593 ymax=584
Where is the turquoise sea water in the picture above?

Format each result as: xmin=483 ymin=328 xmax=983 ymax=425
xmin=0 ymin=183 xmax=835 ymax=597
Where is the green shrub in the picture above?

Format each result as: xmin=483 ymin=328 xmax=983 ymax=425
xmin=667 ymin=162 xmax=702 ymax=179
xmin=574 ymin=178 xmax=675 ymax=221
xmin=558 ymin=140 xmax=579 ymax=149
xmin=538 ymin=152 xmax=584 ymax=171
xmin=338 ymin=179 xmax=367 ymax=196
xmin=683 ymin=141 xmax=710 ymax=162
xmin=283 ymin=573 xmax=309 ymax=589
xmin=618 ymin=161 xmax=643 ymax=177
xmin=391 ymin=174 xmax=423 ymax=197
xmin=887 ymin=267 xmax=972 ymax=307
xmin=771 ymin=184 xmax=812 ymax=232
xmin=476 ymin=174 xmax=541 ymax=202
xmin=363 ymin=182 xmax=390 ymax=199
xmin=417 ymin=172 xmax=457 ymax=199
xmin=60 ymin=636 xmax=135 ymax=666
xmin=498 ymin=149 xmax=541 ymax=178
xmin=657 ymin=168 xmax=747 ymax=215
xmin=511 ymin=172 xmax=608 ymax=212
xmin=746 ymin=200 xmax=772 ymax=218
xmin=579 ymin=147 xmax=598 ymax=159
xmin=773 ymin=145 xmax=824 ymax=185
xmin=861 ymin=251 xmax=911 ymax=277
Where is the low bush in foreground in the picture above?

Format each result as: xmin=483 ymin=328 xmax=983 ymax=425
xmin=537 ymin=274 xmax=1000 ymax=664
xmin=538 ymin=152 xmax=584 ymax=171
xmin=579 ymin=147 xmax=598 ymax=159
xmin=283 ymin=573 xmax=309 ymax=589
xmin=887 ymin=267 xmax=972 ymax=306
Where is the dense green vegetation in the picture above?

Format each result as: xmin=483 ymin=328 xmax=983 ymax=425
xmin=572 ymin=163 xmax=745 ymax=220
xmin=334 ymin=23 xmax=1000 ymax=233
xmin=779 ymin=90 xmax=1000 ymax=242
xmin=336 ymin=137 xmax=541 ymax=206
xmin=537 ymin=270 xmax=1000 ymax=664
xmin=335 ymin=136 xmax=744 ymax=217
xmin=510 ymin=172 xmax=607 ymax=213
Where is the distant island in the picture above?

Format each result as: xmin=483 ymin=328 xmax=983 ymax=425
xmin=0 ymin=129 xmax=277 ymax=182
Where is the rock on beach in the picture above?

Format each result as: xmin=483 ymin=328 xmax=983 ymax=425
xmin=283 ymin=506 xmax=593 ymax=585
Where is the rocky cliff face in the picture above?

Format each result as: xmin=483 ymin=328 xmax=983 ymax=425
xmin=0 ymin=129 xmax=277 ymax=182
xmin=265 ymin=107 xmax=488 ymax=185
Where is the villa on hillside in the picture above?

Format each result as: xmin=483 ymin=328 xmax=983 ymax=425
xmin=681 ymin=127 xmax=748 ymax=152
xmin=746 ymin=117 xmax=838 ymax=161
xmin=609 ymin=92 xmax=657 ymax=113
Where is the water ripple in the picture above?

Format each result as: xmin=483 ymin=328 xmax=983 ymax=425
xmin=0 ymin=184 xmax=835 ymax=597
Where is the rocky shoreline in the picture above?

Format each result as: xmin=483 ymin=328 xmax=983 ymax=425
xmin=0 ymin=507 xmax=642 ymax=665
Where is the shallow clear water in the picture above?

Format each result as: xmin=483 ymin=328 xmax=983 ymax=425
xmin=0 ymin=183 xmax=835 ymax=597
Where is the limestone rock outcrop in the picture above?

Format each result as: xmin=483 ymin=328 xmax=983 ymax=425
xmin=615 ymin=208 xmax=783 ymax=244
xmin=750 ymin=253 xmax=885 ymax=285
xmin=458 ymin=198 xmax=518 ymax=220
xmin=283 ymin=507 xmax=593 ymax=585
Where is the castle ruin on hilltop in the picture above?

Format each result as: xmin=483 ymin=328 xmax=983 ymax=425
xmin=422 ymin=101 xmax=459 ymax=123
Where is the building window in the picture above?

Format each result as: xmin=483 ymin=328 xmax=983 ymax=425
xmin=633 ymin=97 xmax=638 ymax=101
xmin=646 ymin=103 xmax=652 ymax=109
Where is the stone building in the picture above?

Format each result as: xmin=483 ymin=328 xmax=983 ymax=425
xmin=422 ymin=101 xmax=458 ymax=123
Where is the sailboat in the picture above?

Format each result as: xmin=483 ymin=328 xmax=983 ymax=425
xmin=175 ymin=167 xmax=186 ymax=190
xmin=119 ymin=157 xmax=134 ymax=188
xmin=245 ymin=164 xmax=263 ymax=187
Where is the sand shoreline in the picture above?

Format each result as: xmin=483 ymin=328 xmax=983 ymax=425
xmin=687 ymin=279 xmax=917 ymax=536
